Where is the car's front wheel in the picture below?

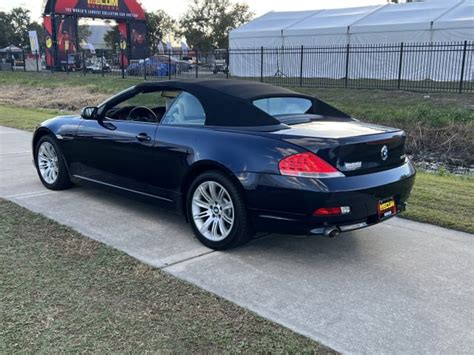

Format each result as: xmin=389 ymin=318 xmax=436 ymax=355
xmin=187 ymin=171 xmax=253 ymax=250
xmin=35 ymin=135 xmax=72 ymax=190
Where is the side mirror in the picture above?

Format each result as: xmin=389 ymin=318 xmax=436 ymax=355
xmin=81 ymin=106 xmax=98 ymax=120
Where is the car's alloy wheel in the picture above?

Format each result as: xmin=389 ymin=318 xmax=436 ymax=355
xmin=37 ymin=141 xmax=59 ymax=185
xmin=35 ymin=136 xmax=72 ymax=190
xmin=187 ymin=171 xmax=253 ymax=250
xmin=191 ymin=181 xmax=235 ymax=242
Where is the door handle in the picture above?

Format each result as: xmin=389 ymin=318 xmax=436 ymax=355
xmin=136 ymin=133 xmax=151 ymax=142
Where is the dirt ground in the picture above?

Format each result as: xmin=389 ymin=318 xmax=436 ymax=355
xmin=0 ymin=85 xmax=109 ymax=112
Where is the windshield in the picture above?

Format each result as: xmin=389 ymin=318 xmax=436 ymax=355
xmin=253 ymin=97 xmax=312 ymax=116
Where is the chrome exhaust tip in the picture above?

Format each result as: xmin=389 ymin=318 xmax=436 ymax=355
xmin=323 ymin=226 xmax=340 ymax=238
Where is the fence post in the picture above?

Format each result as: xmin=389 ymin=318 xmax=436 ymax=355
xmin=51 ymin=48 xmax=54 ymax=74
xmin=260 ymin=46 xmax=264 ymax=82
xmin=100 ymin=54 xmax=104 ymax=77
xmin=226 ymin=47 xmax=229 ymax=79
xmin=344 ymin=43 xmax=350 ymax=88
xmin=22 ymin=49 xmax=26 ymax=71
xmin=121 ymin=47 xmax=125 ymax=79
xmin=195 ymin=50 xmax=199 ymax=78
xmin=299 ymin=45 xmax=304 ymax=87
xmin=9 ymin=51 xmax=13 ymax=71
xmin=82 ymin=49 xmax=86 ymax=76
xmin=397 ymin=42 xmax=404 ymax=90
xmin=66 ymin=48 xmax=69 ymax=75
xmin=168 ymin=50 xmax=172 ymax=80
xmin=459 ymin=40 xmax=468 ymax=93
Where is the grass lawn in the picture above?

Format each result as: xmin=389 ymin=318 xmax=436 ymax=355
xmin=0 ymin=106 xmax=65 ymax=131
xmin=0 ymin=199 xmax=333 ymax=353
xmin=0 ymin=71 xmax=143 ymax=94
xmin=404 ymin=172 xmax=473 ymax=234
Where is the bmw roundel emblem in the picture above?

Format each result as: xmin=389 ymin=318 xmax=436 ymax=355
xmin=381 ymin=145 xmax=389 ymax=161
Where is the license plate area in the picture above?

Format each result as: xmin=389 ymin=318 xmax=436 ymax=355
xmin=378 ymin=197 xmax=397 ymax=220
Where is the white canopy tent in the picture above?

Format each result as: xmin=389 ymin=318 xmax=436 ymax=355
xmin=349 ymin=0 xmax=466 ymax=44
xmin=432 ymin=0 xmax=474 ymax=42
xmin=282 ymin=6 xmax=382 ymax=46
xmin=229 ymin=0 xmax=474 ymax=80
xmin=230 ymin=0 xmax=473 ymax=48
xmin=229 ymin=11 xmax=318 ymax=48
xmin=0 ymin=45 xmax=22 ymax=53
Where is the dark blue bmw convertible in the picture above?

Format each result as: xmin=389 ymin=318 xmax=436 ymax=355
xmin=33 ymin=79 xmax=415 ymax=249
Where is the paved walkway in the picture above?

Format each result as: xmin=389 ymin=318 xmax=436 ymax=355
xmin=1 ymin=125 xmax=473 ymax=354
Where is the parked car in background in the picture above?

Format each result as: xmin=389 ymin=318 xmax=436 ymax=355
xmin=127 ymin=55 xmax=178 ymax=77
xmin=85 ymin=57 xmax=111 ymax=73
xmin=212 ymin=59 xmax=228 ymax=74
xmin=211 ymin=49 xmax=229 ymax=74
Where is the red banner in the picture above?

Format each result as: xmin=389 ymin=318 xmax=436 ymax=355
xmin=44 ymin=15 xmax=54 ymax=67
xmin=118 ymin=22 xmax=129 ymax=66
xmin=46 ymin=0 xmax=145 ymax=21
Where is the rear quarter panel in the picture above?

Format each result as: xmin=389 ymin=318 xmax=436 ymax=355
xmin=152 ymin=125 xmax=303 ymax=192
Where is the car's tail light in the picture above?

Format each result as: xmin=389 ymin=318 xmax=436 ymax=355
xmin=279 ymin=152 xmax=344 ymax=178
xmin=314 ymin=206 xmax=351 ymax=216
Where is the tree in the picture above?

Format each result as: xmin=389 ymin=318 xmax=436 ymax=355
xmin=78 ymin=24 xmax=92 ymax=45
xmin=179 ymin=0 xmax=253 ymax=49
xmin=8 ymin=7 xmax=32 ymax=47
xmin=146 ymin=10 xmax=176 ymax=53
xmin=0 ymin=12 xmax=14 ymax=48
xmin=104 ymin=25 xmax=120 ymax=52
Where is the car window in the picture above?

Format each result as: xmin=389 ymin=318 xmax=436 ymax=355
xmin=161 ymin=91 xmax=206 ymax=126
xmin=253 ymin=97 xmax=312 ymax=116
xmin=105 ymin=91 xmax=168 ymax=123
xmin=116 ymin=91 xmax=165 ymax=109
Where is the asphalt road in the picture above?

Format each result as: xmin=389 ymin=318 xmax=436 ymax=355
xmin=1 ymin=125 xmax=473 ymax=354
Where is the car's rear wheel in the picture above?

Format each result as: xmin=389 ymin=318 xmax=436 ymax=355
xmin=187 ymin=171 xmax=252 ymax=250
xmin=35 ymin=135 xmax=72 ymax=190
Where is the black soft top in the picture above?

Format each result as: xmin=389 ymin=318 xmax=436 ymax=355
xmin=133 ymin=79 xmax=348 ymax=126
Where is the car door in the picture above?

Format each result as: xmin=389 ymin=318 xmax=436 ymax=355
xmin=148 ymin=91 xmax=208 ymax=199
xmin=72 ymin=91 xmax=162 ymax=194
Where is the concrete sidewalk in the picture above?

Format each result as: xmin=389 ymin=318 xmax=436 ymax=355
xmin=1 ymin=125 xmax=473 ymax=354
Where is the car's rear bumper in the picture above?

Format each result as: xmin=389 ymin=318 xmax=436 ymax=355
xmin=238 ymin=161 xmax=416 ymax=235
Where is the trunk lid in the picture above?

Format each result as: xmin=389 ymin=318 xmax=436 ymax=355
xmin=274 ymin=119 xmax=407 ymax=176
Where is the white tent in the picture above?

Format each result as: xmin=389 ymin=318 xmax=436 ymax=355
xmin=349 ymin=1 xmax=465 ymax=44
xmin=230 ymin=11 xmax=318 ymax=48
xmin=230 ymin=0 xmax=473 ymax=48
xmin=0 ymin=45 xmax=22 ymax=53
xmin=229 ymin=0 xmax=474 ymax=80
xmin=283 ymin=6 xmax=382 ymax=46
xmin=432 ymin=0 xmax=474 ymax=42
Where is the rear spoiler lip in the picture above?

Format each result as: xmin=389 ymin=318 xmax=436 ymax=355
xmin=280 ymin=130 xmax=406 ymax=152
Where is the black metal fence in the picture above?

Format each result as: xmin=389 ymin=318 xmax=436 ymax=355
xmin=229 ymin=41 xmax=474 ymax=93
xmin=2 ymin=41 xmax=473 ymax=93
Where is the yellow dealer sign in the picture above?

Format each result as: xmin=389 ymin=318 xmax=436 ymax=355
xmin=87 ymin=0 xmax=119 ymax=7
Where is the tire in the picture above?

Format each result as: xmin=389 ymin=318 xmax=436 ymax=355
xmin=35 ymin=135 xmax=72 ymax=190
xmin=187 ymin=171 xmax=253 ymax=250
